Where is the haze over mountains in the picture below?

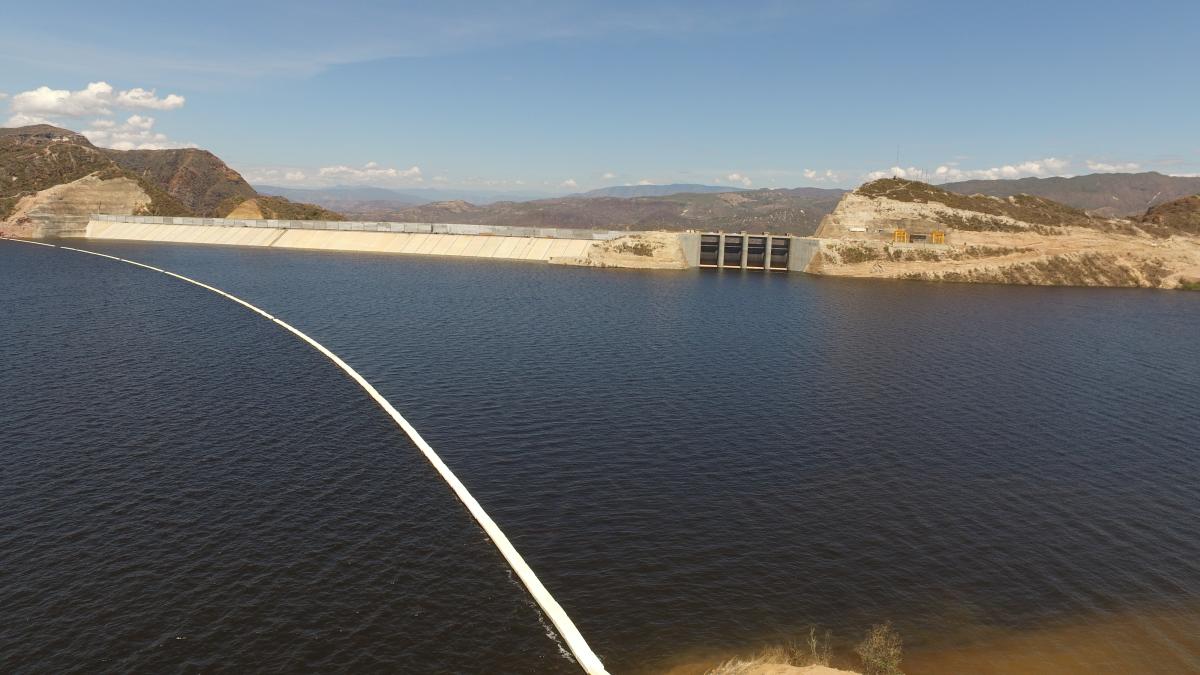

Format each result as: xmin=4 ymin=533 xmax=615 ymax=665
xmin=942 ymin=172 xmax=1200 ymax=217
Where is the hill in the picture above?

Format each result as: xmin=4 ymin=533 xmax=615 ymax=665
xmin=104 ymin=148 xmax=257 ymax=217
xmin=812 ymin=178 xmax=1200 ymax=289
xmin=225 ymin=195 xmax=344 ymax=221
xmin=1137 ymin=194 xmax=1200 ymax=237
xmin=942 ymin=172 xmax=1200 ymax=217
xmin=0 ymin=124 xmax=340 ymax=236
xmin=376 ymin=187 xmax=845 ymax=234
xmin=1 ymin=125 xmax=191 ymax=234
xmin=575 ymin=183 xmax=746 ymax=199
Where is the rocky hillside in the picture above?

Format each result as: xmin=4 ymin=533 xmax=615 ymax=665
xmin=1137 ymin=194 xmax=1200 ymax=237
xmin=378 ymin=187 xmax=845 ymax=235
xmin=0 ymin=124 xmax=340 ymax=237
xmin=104 ymin=148 xmax=257 ymax=217
xmin=943 ymin=172 xmax=1200 ymax=217
xmin=813 ymin=179 xmax=1200 ymax=290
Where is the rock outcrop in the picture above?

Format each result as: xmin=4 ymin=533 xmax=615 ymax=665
xmin=5 ymin=175 xmax=154 ymax=237
xmin=551 ymin=232 xmax=692 ymax=269
xmin=812 ymin=179 xmax=1200 ymax=290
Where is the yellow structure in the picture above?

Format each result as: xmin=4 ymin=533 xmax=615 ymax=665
xmin=931 ymin=230 xmax=946 ymax=244
xmin=893 ymin=229 xmax=909 ymax=244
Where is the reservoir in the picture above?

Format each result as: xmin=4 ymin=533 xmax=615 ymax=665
xmin=2 ymin=240 xmax=1198 ymax=673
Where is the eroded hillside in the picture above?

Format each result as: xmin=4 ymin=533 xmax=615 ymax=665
xmin=1 ymin=124 xmax=342 ymax=236
xmin=813 ymin=179 xmax=1200 ymax=290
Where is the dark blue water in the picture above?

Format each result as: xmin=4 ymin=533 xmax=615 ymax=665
xmin=2 ymin=239 xmax=1199 ymax=673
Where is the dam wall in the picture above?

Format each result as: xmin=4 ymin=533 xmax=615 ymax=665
xmin=88 ymin=214 xmax=628 ymax=241
xmin=83 ymin=215 xmax=822 ymax=272
xmin=86 ymin=219 xmax=599 ymax=263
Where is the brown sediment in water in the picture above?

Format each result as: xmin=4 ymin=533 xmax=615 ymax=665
xmin=904 ymin=606 xmax=1200 ymax=674
xmin=660 ymin=661 xmax=857 ymax=675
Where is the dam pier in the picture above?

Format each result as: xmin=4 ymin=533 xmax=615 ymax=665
xmin=79 ymin=214 xmax=822 ymax=272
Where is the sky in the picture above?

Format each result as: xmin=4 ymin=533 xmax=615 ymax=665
xmin=2 ymin=0 xmax=1199 ymax=194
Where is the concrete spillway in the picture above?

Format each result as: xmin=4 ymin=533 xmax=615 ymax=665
xmin=2 ymin=237 xmax=611 ymax=675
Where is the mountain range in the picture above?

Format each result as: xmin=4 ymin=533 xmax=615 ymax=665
xmin=942 ymin=172 xmax=1200 ymax=217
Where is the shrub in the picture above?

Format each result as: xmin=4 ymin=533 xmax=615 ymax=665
xmin=835 ymin=244 xmax=882 ymax=264
xmin=614 ymin=239 xmax=656 ymax=256
xmin=856 ymin=622 xmax=904 ymax=675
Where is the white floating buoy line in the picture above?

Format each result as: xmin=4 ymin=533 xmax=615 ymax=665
xmin=1 ymin=238 xmax=609 ymax=675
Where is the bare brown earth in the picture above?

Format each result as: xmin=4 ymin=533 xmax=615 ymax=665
xmin=551 ymin=232 xmax=691 ymax=269
xmin=813 ymin=180 xmax=1200 ymax=289
xmin=3 ymin=175 xmax=153 ymax=237
xmin=224 ymin=198 xmax=264 ymax=219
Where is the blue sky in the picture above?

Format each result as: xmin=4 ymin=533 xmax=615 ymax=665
xmin=2 ymin=0 xmax=1198 ymax=193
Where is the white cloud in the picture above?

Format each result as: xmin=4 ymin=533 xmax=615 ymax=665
xmin=560 ymin=178 xmax=578 ymax=188
xmin=637 ymin=179 xmax=654 ymax=185
xmin=11 ymin=82 xmax=116 ymax=117
xmin=239 ymin=167 xmax=310 ymax=183
xmin=433 ymin=175 xmax=449 ymax=183
xmin=722 ymin=172 xmax=752 ymax=187
xmin=601 ymin=171 xmax=616 ymax=180
xmin=9 ymin=82 xmax=185 ymax=119
xmin=803 ymin=168 xmax=840 ymax=183
xmin=867 ymin=157 xmax=1071 ymax=183
xmin=4 ymin=112 xmax=52 ymax=127
xmin=81 ymin=114 xmax=195 ymax=150
xmin=1085 ymin=160 xmax=1140 ymax=173
xmin=318 ymin=161 xmax=422 ymax=182
xmin=0 ymin=93 xmax=7 ymax=100
xmin=115 ymin=87 xmax=185 ymax=111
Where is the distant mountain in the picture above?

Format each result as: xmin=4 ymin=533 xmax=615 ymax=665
xmin=576 ymin=184 xmax=747 ymax=199
xmin=254 ymin=184 xmax=555 ymax=208
xmin=942 ymin=172 xmax=1200 ymax=217
xmin=375 ymin=187 xmax=846 ymax=234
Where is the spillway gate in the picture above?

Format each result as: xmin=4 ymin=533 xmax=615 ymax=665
xmin=697 ymin=233 xmax=818 ymax=272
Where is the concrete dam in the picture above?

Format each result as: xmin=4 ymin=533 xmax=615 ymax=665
xmin=83 ymin=215 xmax=822 ymax=272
